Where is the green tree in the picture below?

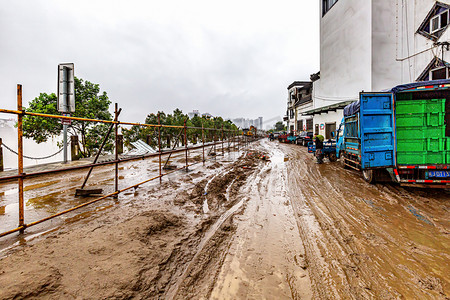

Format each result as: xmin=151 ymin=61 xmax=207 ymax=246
xmin=122 ymin=109 xmax=239 ymax=149
xmin=274 ymin=121 xmax=285 ymax=131
xmin=22 ymin=77 xmax=113 ymax=157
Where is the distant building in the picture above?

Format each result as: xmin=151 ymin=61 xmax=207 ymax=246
xmin=202 ymin=112 xmax=213 ymax=119
xmin=231 ymin=117 xmax=264 ymax=129
xmin=187 ymin=110 xmax=200 ymax=119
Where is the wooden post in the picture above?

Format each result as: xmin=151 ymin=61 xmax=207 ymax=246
xmin=158 ymin=113 xmax=162 ymax=183
xmin=0 ymin=138 xmax=3 ymax=172
xmin=70 ymin=135 xmax=79 ymax=161
xmin=17 ymin=84 xmax=24 ymax=233
xmin=117 ymin=135 xmax=123 ymax=154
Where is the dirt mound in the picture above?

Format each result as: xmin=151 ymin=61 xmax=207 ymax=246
xmin=140 ymin=211 xmax=182 ymax=236
xmin=205 ymin=151 xmax=267 ymax=212
xmin=207 ymin=162 xmax=222 ymax=169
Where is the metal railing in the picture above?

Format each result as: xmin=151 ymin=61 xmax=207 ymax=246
xmin=0 ymin=84 xmax=259 ymax=238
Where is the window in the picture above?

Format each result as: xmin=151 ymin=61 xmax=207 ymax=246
xmin=417 ymin=57 xmax=450 ymax=81
xmin=417 ymin=4 xmax=450 ymax=41
xmin=325 ymin=123 xmax=336 ymax=140
xmin=297 ymin=120 xmax=303 ymax=132
xmin=306 ymin=119 xmax=313 ymax=131
xmin=430 ymin=10 xmax=449 ymax=33
xmin=322 ymin=0 xmax=338 ymax=16
xmin=430 ymin=66 xmax=449 ymax=80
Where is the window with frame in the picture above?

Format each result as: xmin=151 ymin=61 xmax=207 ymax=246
xmin=417 ymin=3 xmax=450 ymax=41
xmin=322 ymin=0 xmax=339 ymax=16
xmin=430 ymin=66 xmax=449 ymax=80
xmin=431 ymin=9 xmax=449 ymax=33
xmin=417 ymin=57 xmax=450 ymax=81
xmin=297 ymin=120 xmax=302 ymax=132
xmin=306 ymin=119 xmax=313 ymax=131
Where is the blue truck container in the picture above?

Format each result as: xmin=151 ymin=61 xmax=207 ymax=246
xmin=336 ymin=79 xmax=450 ymax=188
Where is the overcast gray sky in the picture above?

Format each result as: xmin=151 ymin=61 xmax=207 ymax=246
xmin=0 ymin=0 xmax=319 ymax=127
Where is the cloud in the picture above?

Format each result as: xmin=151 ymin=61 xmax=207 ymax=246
xmin=0 ymin=0 xmax=319 ymax=126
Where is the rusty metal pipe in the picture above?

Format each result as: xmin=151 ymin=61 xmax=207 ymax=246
xmin=158 ymin=113 xmax=162 ymax=183
xmin=0 ymin=143 xmax=241 ymax=238
xmin=79 ymin=108 xmax=121 ymax=190
xmin=0 ymin=140 xmax=226 ymax=183
xmin=114 ymin=103 xmax=119 ymax=198
xmin=17 ymin=85 xmax=24 ymax=233
xmin=184 ymin=120 xmax=188 ymax=171
xmin=0 ymin=109 xmax=238 ymax=132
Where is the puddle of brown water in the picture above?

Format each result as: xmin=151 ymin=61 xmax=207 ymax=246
xmin=24 ymin=180 xmax=60 ymax=192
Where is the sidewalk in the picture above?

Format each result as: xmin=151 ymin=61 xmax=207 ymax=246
xmin=0 ymin=154 xmax=118 ymax=180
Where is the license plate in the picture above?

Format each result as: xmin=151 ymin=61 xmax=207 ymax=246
xmin=428 ymin=170 xmax=450 ymax=178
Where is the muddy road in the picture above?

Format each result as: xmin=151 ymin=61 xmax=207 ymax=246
xmin=0 ymin=140 xmax=449 ymax=299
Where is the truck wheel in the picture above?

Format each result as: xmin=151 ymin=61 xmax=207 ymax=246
xmin=362 ymin=170 xmax=375 ymax=184
xmin=302 ymin=140 xmax=306 ymax=146
xmin=329 ymin=152 xmax=337 ymax=162
xmin=340 ymin=152 xmax=349 ymax=169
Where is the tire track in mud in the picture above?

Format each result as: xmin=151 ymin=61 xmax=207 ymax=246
xmin=209 ymin=141 xmax=312 ymax=299
xmin=282 ymin=142 xmax=449 ymax=299
xmin=163 ymin=152 xmax=262 ymax=299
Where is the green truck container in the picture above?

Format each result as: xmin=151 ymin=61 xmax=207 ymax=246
xmin=396 ymin=98 xmax=448 ymax=165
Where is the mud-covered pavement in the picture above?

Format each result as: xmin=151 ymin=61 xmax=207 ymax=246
xmin=0 ymin=140 xmax=449 ymax=299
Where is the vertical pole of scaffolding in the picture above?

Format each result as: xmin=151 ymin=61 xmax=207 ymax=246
xmin=213 ymin=124 xmax=216 ymax=160
xmin=232 ymin=131 xmax=234 ymax=153
xmin=221 ymin=124 xmax=224 ymax=156
xmin=158 ymin=113 xmax=162 ymax=183
xmin=17 ymin=84 xmax=24 ymax=233
xmin=114 ymin=103 xmax=119 ymax=199
xmin=184 ymin=120 xmax=188 ymax=171
xmin=202 ymin=121 xmax=205 ymax=165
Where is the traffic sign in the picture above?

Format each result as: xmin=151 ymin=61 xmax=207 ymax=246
xmin=61 ymin=113 xmax=71 ymax=125
xmin=57 ymin=63 xmax=75 ymax=113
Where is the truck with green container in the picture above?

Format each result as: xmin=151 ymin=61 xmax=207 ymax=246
xmin=336 ymin=79 xmax=450 ymax=188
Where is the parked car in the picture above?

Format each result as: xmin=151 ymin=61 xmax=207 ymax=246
xmin=287 ymin=135 xmax=297 ymax=143
xmin=296 ymin=131 xmax=313 ymax=146
xmin=278 ymin=132 xmax=288 ymax=143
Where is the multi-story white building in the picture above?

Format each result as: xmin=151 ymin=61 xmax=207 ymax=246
xmin=305 ymin=0 xmax=450 ymax=138
xmin=285 ymin=81 xmax=314 ymax=134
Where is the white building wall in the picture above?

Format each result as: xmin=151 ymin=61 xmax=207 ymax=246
xmin=296 ymin=102 xmax=313 ymax=131
xmin=313 ymin=110 xmax=344 ymax=138
xmin=314 ymin=0 xmax=372 ymax=109
xmin=311 ymin=0 xmax=450 ymax=132
xmin=372 ymin=0 xmax=450 ymax=91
